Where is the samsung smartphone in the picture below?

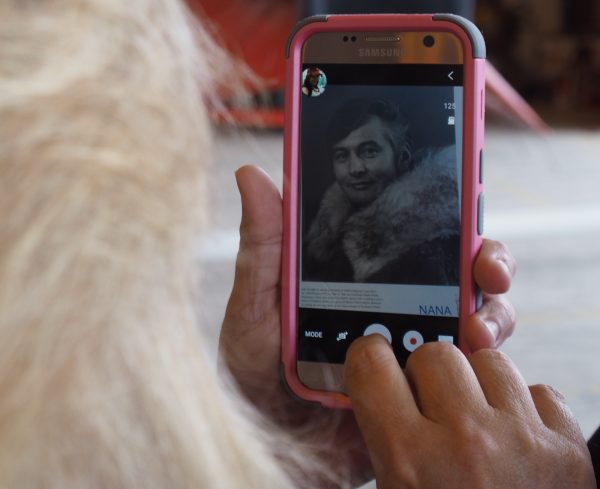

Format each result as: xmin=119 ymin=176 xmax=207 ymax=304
xmin=281 ymin=14 xmax=486 ymax=408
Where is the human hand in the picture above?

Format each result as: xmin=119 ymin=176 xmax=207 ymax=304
xmin=466 ymin=238 xmax=517 ymax=351
xmin=345 ymin=338 xmax=596 ymax=489
xmin=219 ymin=164 xmax=517 ymax=485
xmin=220 ymin=165 xmax=370 ymax=487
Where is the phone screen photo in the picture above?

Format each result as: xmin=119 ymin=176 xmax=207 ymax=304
xmin=296 ymin=31 xmax=466 ymax=391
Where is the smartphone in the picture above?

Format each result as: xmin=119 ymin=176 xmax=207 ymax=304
xmin=281 ymin=14 xmax=485 ymax=408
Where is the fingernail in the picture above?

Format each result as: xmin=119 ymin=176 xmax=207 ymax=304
xmin=484 ymin=319 xmax=499 ymax=344
xmin=495 ymin=248 xmax=516 ymax=278
xmin=499 ymin=258 xmax=513 ymax=279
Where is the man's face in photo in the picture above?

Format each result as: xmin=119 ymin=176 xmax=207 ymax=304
xmin=331 ymin=117 xmax=397 ymax=207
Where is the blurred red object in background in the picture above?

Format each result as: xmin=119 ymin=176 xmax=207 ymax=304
xmin=187 ymin=0 xmax=294 ymax=127
xmin=188 ymin=0 xmax=294 ymax=88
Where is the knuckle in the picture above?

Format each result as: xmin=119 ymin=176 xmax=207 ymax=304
xmin=530 ymin=383 xmax=566 ymax=403
xmin=491 ymin=238 xmax=509 ymax=256
xmin=456 ymin=419 xmax=495 ymax=450
xmin=492 ymin=239 xmax=517 ymax=274
xmin=406 ymin=341 xmax=458 ymax=371
xmin=498 ymin=296 xmax=516 ymax=324
xmin=383 ymin=462 xmax=420 ymax=489
xmin=512 ymin=420 xmax=541 ymax=449
xmin=482 ymin=295 xmax=508 ymax=319
xmin=469 ymin=348 xmax=511 ymax=369
xmin=472 ymin=347 xmax=506 ymax=361
xmin=448 ymin=419 xmax=500 ymax=480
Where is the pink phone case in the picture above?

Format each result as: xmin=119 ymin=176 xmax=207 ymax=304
xmin=281 ymin=14 xmax=486 ymax=409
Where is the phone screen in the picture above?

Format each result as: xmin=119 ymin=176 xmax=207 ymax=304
xmin=296 ymin=32 xmax=465 ymax=388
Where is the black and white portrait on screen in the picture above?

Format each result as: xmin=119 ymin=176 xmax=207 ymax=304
xmin=301 ymin=90 xmax=461 ymax=286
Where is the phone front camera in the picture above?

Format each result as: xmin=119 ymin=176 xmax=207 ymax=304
xmin=423 ymin=35 xmax=435 ymax=47
xmin=343 ymin=35 xmax=349 ymax=42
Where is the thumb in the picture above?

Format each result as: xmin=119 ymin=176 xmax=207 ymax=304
xmin=236 ymin=165 xmax=283 ymax=249
xmin=226 ymin=164 xmax=282 ymax=319
xmin=220 ymin=165 xmax=282 ymax=371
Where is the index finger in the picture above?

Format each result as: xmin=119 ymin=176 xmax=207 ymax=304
xmin=345 ymin=335 xmax=422 ymax=457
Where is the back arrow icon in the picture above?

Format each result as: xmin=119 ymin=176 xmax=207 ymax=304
xmin=448 ymin=71 xmax=454 ymax=81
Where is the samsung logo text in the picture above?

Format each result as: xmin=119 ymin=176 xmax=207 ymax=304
xmin=358 ymin=48 xmax=402 ymax=58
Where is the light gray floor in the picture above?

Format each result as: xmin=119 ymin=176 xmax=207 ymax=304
xmin=199 ymin=125 xmax=600 ymax=445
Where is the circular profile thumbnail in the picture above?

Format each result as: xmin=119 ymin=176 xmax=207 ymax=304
xmin=301 ymin=67 xmax=327 ymax=97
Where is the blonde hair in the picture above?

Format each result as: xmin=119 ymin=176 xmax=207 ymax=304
xmin=0 ymin=1 xmax=322 ymax=487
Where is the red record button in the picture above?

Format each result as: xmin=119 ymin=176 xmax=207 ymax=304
xmin=402 ymin=330 xmax=424 ymax=352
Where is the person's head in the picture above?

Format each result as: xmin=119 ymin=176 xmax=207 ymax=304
xmin=305 ymin=67 xmax=322 ymax=90
xmin=0 ymin=1 xmax=324 ymax=488
xmin=326 ymin=98 xmax=412 ymax=207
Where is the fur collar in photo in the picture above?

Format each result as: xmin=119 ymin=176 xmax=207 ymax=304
xmin=305 ymin=146 xmax=460 ymax=282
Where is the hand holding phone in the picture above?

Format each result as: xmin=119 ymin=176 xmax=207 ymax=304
xmin=345 ymin=337 xmax=596 ymax=489
xmin=221 ymin=165 xmax=515 ymax=487
xmin=281 ymin=14 xmax=487 ymax=407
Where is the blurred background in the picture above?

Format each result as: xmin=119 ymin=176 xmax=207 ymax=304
xmin=191 ymin=0 xmax=600 ymax=448
xmin=478 ymin=0 xmax=600 ymax=125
